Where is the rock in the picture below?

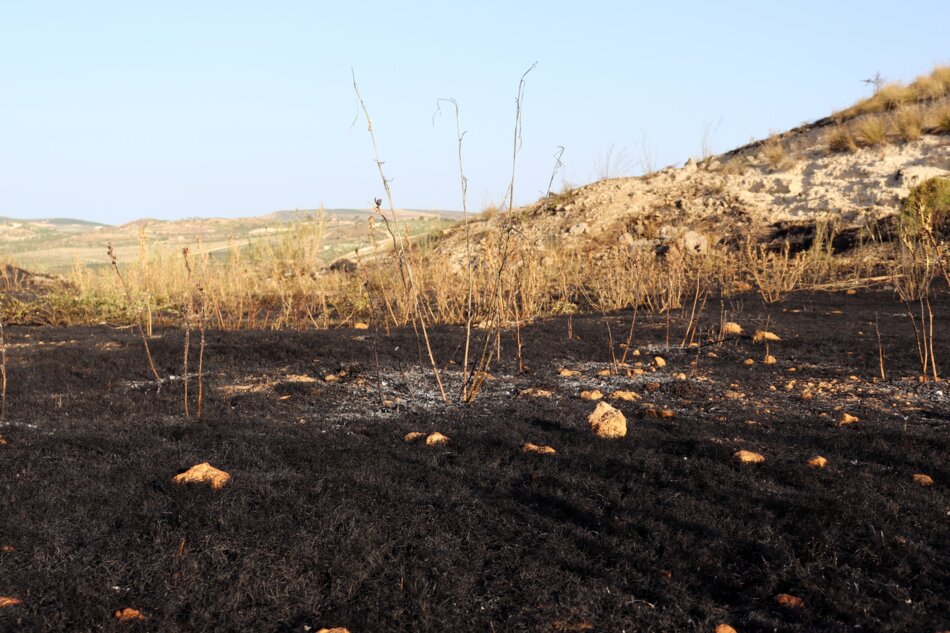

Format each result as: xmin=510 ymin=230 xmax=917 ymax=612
xmin=114 ymin=608 xmax=147 ymax=621
xmin=897 ymin=165 xmax=950 ymax=190
xmin=775 ymin=593 xmax=805 ymax=608
xmin=172 ymin=463 xmax=231 ymax=490
xmin=425 ymin=432 xmax=449 ymax=446
xmin=837 ymin=412 xmax=859 ymax=426
xmin=722 ymin=322 xmax=743 ymax=336
xmin=597 ymin=369 xmax=612 ymax=376
xmin=912 ymin=473 xmax=934 ymax=486
xmin=763 ymin=354 xmax=777 ymax=365
xmin=520 ymin=387 xmax=554 ymax=398
xmin=403 ymin=432 xmax=425 ymax=442
xmin=588 ymin=402 xmax=627 ymax=439
xmin=327 ymin=258 xmax=357 ymax=273
xmin=715 ymin=625 xmax=738 ymax=633
xmin=580 ymin=390 xmax=604 ymax=401
xmin=353 ymin=322 xmax=369 ymax=330
xmin=753 ymin=330 xmax=781 ymax=343
xmin=644 ymin=407 xmax=675 ymax=419
xmin=522 ymin=443 xmax=556 ymax=455
xmin=324 ymin=373 xmax=339 ymax=382
xmin=681 ymin=230 xmax=708 ymax=255
xmin=734 ymin=450 xmax=765 ymax=464
xmin=0 ymin=436 xmax=6 ymax=446
xmin=558 ymin=368 xmax=581 ymax=377
xmin=675 ymin=372 xmax=688 ymax=380
xmin=317 ymin=628 xmax=351 ymax=633
xmin=807 ymin=456 xmax=828 ymax=469
xmin=610 ymin=390 xmax=641 ymax=402
xmin=743 ymin=358 xmax=755 ymax=366
xmin=654 ymin=356 xmax=667 ymax=368
xmin=0 ymin=597 xmax=21 ymax=608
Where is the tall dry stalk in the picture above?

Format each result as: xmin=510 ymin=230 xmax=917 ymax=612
xmin=435 ymin=98 xmax=476 ymax=399
xmin=466 ymin=63 xmax=536 ymax=402
xmin=0 ymin=319 xmax=7 ymax=421
xmin=108 ymin=243 xmax=162 ymax=382
xmin=352 ymin=70 xmax=446 ymax=401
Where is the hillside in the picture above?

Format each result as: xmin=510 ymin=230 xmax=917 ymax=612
xmin=438 ymin=70 xmax=950 ymax=267
xmin=0 ymin=208 xmax=459 ymax=272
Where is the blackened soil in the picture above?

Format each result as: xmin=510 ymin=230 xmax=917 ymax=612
xmin=0 ymin=290 xmax=947 ymax=632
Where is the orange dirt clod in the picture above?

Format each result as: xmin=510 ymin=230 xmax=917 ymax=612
xmin=172 ymin=463 xmax=231 ymax=490
xmin=114 ymin=608 xmax=147 ymax=621
xmin=522 ymin=443 xmax=556 ymax=455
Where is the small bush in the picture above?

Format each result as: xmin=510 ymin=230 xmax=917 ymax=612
xmin=932 ymin=104 xmax=950 ymax=135
xmin=894 ymin=107 xmax=923 ymax=142
xmin=826 ymin=125 xmax=858 ymax=153
xmin=901 ymin=177 xmax=950 ymax=239
xmin=911 ymin=75 xmax=945 ymax=101
xmin=854 ymin=117 xmax=888 ymax=147
xmin=875 ymin=83 xmax=914 ymax=111
xmin=761 ymin=137 xmax=792 ymax=171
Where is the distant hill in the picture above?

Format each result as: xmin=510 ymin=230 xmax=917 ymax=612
xmin=0 ymin=208 xmax=460 ymax=272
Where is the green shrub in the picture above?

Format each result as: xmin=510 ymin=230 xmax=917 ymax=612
xmin=901 ymin=177 xmax=950 ymax=239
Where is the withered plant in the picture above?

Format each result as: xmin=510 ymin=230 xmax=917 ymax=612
xmin=108 ymin=243 xmax=162 ymax=382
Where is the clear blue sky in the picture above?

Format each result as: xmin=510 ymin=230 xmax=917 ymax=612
xmin=1 ymin=1 xmax=948 ymax=224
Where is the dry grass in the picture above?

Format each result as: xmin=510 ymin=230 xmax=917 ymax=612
xmin=826 ymin=125 xmax=858 ymax=153
xmin=853 ymin=116 xmax=888 ymax=147
xmin=894 ymin=107 xmax=923 ymax=142
xmin=761 ymin=136 xmax=793 ymax=171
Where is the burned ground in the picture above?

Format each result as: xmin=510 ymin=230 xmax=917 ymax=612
xmin=0 ymin=290 xmax=947 ymax=632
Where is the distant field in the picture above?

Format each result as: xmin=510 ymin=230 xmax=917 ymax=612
xmin=0 ymin=209 xmax=460 ymax=272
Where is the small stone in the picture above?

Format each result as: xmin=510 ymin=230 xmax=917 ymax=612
xmin=715 ymin=625 xmax=738 ymax=633
xmin=114 ymin=608 xmax=146 ymax=621
xmin=403 ymin=432 xmax=425 ymax=442
xmin=0 ymin=545 xmax=14 ymax=552
xmin=654 ymin=356 xmax=667 ymax=368
xmin=522 ymin=443 xmax=556 ymax=455
xmin=644 ymin=407 xmax=675 ymax=419
xmin=172 ymin=463 xmax=231 ymax=490
xmin=588 ymin=402 xmax=627 ymax=439
xmin=763 ymin=354 xmax=777 ymax=365
xmin=353 ymin=322 xmax=369 ymax=330
xmin=912 ymin=473 xmax=934 ymax=486
xmin=743 ymin=358 xmax=755 ymax=366
xmin=807 ymin=456 xmax=828 ymax=469
xmin=627 ymin=368 xmax=646 ymax=376
xmin=610 ymin=390 xmax=641 ymax=402
xmin=631 ymin=349 xmax=641 ymax=356
xmin=753 ymin=330 xmax=781 ymax=343
xmin=317 ymin=628 xmax=351 ymax=633
xmin=520 ymin=387 xmax=554 ymax=398
xmin=721 ymin=322 xmax=743 ymax=336
xmin=675 ymin=372 xmax=687 ymax=380
xmin=0 ymin=597 xmax=21 ymax=608
xmin=837 ymin=412 xmax=859 ymax=426
xmin=580 ymin=390 xmax=604 ymax=401
xmin=775 ymin=593 xmax=805 ymax=608
xmin=597 ymin=369 xmax=612 ymax=377
xmin=425 ymin=432 xmax=449 ymax=446
xmin=734 ymin=450 xmax=765 ymax=464
xmin=558 ymin=368 xmax=581 ymax=377
xmin=324 ymin=373 xmax=339 ymax=382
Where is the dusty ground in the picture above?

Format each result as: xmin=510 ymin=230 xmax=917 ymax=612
xmin=0 ymin=290 xmax=947 ymax=632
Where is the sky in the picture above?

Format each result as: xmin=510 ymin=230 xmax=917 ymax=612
xmin=1 ymin=1 xmax=948 ymax=225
